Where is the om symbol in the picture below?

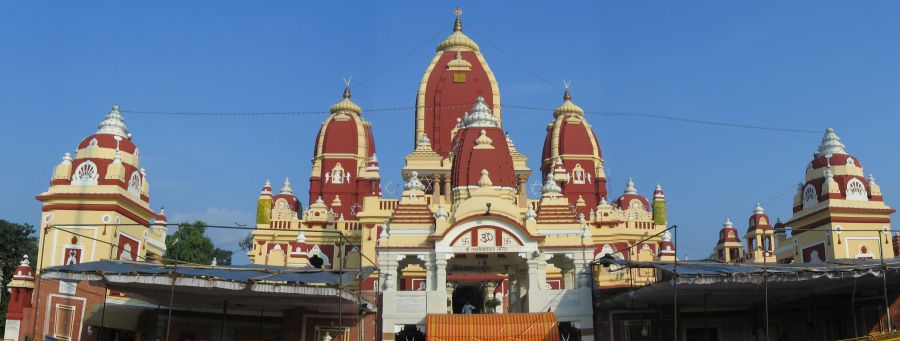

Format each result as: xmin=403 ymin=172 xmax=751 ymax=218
xmin=480 ymin=232 xmax=494 ymax=243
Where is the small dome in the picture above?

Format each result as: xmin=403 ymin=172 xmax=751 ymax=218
xmin=330 ymin=86 xmax=362 ymax=115
xmin=460 ymin=96 xmax=499 ymax=128
xmin=436 ymin=10 xmax=479 ymax=52
xmin=615 ymin=178 xmax=650 ymax=211
xmin=553 ymin=89 xmax=584 ymax=117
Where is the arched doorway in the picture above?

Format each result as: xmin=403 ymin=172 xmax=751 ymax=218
xmin=452 ymin=285 xmax=483 ymax=314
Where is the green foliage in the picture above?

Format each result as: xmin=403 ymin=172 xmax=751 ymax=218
xmin=257 ymin=198 xmax=271 ymax=225
xmin=0 ymin=220 xmax=39 ymax=330
xmin=238 ymin=232 xmax=254 ymax=252
xmin=164 ymin=221 xmax=215 ymax=265
xmin=212 ymin=248 xmax=233 ymax=266
xmin=652 ymin=199 xmax=667 ymax=226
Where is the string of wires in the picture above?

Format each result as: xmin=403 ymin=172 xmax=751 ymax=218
xmin=122 ymin=102 xmax=819 ymax=134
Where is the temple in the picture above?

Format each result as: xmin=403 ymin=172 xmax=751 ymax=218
xmin=6 ymin=8 xmax=898 ymax=341
xmin=246 ymin=9 xmax=671 ymax=340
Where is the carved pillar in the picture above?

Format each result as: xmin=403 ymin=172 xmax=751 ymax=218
xmin=443 ymin=177 xmax=452 ymax=204
xmin=433 ymin=174 xmax=442 ymax=204
xmin=517 ymin=175 xmax=528 ymax=208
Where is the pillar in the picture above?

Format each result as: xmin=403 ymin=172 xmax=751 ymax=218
xmin=517 ymin=175 xmax=528 ymax=208
xmin=443 ymin=177 xmax=452 ymax=204
xmin=432 ymin=174 xmax=442 ymax=204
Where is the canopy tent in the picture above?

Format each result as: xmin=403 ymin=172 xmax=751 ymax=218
xmin=42 ymin=260 xmax=377 ymax=314
xmin=425 ymin=312 xmax=561 ymax=341
xmin=593 ymin=258 xmax=900 ymax=308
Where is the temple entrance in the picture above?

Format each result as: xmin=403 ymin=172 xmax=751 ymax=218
xmin=452 ymin=285 xmax=484 ymax=314
xmin=445 ymin=253 xmax=529 ymax=314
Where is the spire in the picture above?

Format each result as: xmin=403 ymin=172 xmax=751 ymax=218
xmin=62 ymin=152 xmax=72 ymax=163
xmin=868 ymin=174 xmax=877 ymax=185
xmin=262 ymin=180 xmax=272 ymax=195
xmin=553 ymin=83 xmax=584 ymax=117
xmin=653 ymin=183 xmax=665 ymax=199
xmin=474 ymin=129 xmax=494 ymax=149
xmin=624 ymin=178 xmax=638 ymax=194
xmin=541 ymin=174 xmax=562 ymax=195
xmin=437 ymin=7 xmax=479 ymax=51
xmin=753 ymin=202 xmax=764 ymax=214
xmin=330 ymin=82 xmax=362 ymax=115
xmin=97 ymin=104 xmax=130 ymax=138
xmin=816 ymin=128 xmax=847 ymax=156
xmin=524 ymin=205 xmax=537 ymax=221
xmin=20 ymin=254 xmax=30 ymax=267
xmin=280 ymin=178 xmax=293 ymax=195
xmin=723 ymin=218 xmax=733 ymax=228
xmin=460 ymin=96 xmax=499 ymax=128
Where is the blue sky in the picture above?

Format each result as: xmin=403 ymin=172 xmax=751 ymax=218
xmin=2 ymin=2 xmax=898 ymax=264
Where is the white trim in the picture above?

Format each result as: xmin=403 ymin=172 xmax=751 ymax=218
xmin=44 ymin=294 xmax=86 ymax=341
xmin=845 ymin=236 xmax=880 ymax=259
xmin=388 ymin=229 xmax=433 ymax=236
xmin=146 ymin=236 xmax=166 ymax=251
xmin=536 ymin=229 xmax=584 ymax=236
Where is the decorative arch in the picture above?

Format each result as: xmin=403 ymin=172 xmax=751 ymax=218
xmin=127 ymin=171 xmax=142 ymax=195
xmin=802 ymin=184 xmax=818 ymax=209
xmin=307 ymin=245 xmax=331 ymax=266
xmin=845 ymin=178 xmax=868 ymax=201
xmin=435 ymin=217 xmax=538 ymax=254
xmin=72 ymin=160 xmax=100 ymax=185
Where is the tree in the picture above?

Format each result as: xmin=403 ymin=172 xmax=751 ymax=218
xmin=211 ymin=248 xmax=233 ymax=266
xmin=238 ymin=232 xmax=254 ymax=252
xmin=0 ymin=220 xmax=38 ymax=330
xmin=164 ymin=221 xmax=215 ymax=265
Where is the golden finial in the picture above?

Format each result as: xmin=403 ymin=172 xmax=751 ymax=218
xmin=563 ymin=80 xmax=572 ymax=101
xmin=453 ymin=7 xmax=463 ymax=32
xmin=342 ymin=76 xmax=352 ymax=98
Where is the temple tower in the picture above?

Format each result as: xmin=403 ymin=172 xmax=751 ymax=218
xmin=540 ymin=88 xmax=607 ymax=217
xmin=2 ymin=256 xmax=35 ymax=341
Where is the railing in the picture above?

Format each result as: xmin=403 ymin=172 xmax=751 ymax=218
xmin=379 ymin=199 xmax=399 ymax=211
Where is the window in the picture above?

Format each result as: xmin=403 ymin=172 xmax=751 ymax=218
xmin=802 ymin=184 xmax=818 ymax=209
xmin=54 ymin=304 xmax=76 ymax=340
xmin=71 ymin=160 xmax=99 ymax=185
xmin=128 ymin=171 xmax=142 ymax=195
xmin=845 ymin=178 xmax=868 ymax=201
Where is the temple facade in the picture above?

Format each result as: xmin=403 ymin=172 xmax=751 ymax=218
xmin=712 ymin=128 xmax=896 ymax=264
xmin=246 ymin=10 xmax=674 ymax=341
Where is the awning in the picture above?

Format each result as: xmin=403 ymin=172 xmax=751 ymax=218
xmin=425 ymin=312 xmax=561 ymax=341
xmin=42 ymin=260 xmax=377 ymax=313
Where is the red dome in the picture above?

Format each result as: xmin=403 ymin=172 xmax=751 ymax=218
xmin=451 ymin=126 xmax=516 ymax=188
xmin=747 ymin=203 xmax=772 ymax=232
xmin=449 ymin=97 xmax=515 ymax=189
xmin=614 ymin=179 xmax=649 ymax=212
xmin=78 ymin=133 xmax=138 ymax=154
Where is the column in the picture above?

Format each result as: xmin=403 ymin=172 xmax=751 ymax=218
xmin=517 ymin=175 xmax=528 ymax=208
xmin=432 ymin=175 xmax=442 ymax=204
xmin=443 ymin=177 xmax=452 ymax=204
xmin=425 ymin=257 xmax=436 ymax=291
xmin=435 ymin=259 xmax=447 ymax=292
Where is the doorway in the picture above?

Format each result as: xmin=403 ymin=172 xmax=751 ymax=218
xmin=451 ymin=285 xmax=483 ymax=314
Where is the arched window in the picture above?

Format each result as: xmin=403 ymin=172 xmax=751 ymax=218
xmin=71 ymin=160 xmax=99 ymax=185
xmin=127 ymin=171 xmax=142 ymax=196
xmin=802 ymin=184 xmax=818 ymax=209
xmin=845 ymin=178 xmax=868 ymax=201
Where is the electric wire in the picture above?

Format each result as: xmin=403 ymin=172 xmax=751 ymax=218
xmin=122 ymin=102 xmax=819 ymax=134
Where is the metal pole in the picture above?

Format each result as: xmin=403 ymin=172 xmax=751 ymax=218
xmin=703 ymin=293 xmax=709 ymax=341
xmin=673 ymin=225 xmax=678 ymax=341
xmin=851 ymin=274 xmax=859 ymax=337
xmin=878 ymin=232 xmax=893 ymax=332
xmin=165 ymin=254 xmax=178 ymax=341
xmin=99 ymin=280 xmax=109 ymax=341
xmin=258 ymin=306 xmax=263 ymax=341
xmin=31 ymin=224 xmax=50 ymax=339
xmin=220 ymin=299 xmax=228 ymax=341
xmin=764 ymin=247 xmax=770 ymax=341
